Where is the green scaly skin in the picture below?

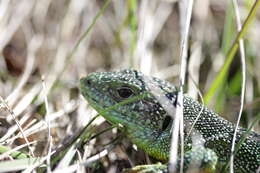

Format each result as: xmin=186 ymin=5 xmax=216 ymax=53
xmin=80 ymin=69 xmax=260 ymax=173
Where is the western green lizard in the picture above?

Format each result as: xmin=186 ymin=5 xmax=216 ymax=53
xmin=80 ymin=69 xmax=260 ymax=173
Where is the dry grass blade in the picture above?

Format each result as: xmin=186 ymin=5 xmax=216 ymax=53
xmin=229 ymin=0 xmax=246 ymax=173
xmin=169 ymin=0 xmax=194 ymax=173
xmin=0 ymin=96 xmax=35 ymax=157
xmin=0 ymin=0 xmax=259 ymax=172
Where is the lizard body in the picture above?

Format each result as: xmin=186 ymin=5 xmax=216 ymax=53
xmin=80 ymin=69 xmax=260 ymax=173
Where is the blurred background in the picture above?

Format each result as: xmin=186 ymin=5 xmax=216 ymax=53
xmin=0 ymin=0 xmax=259 ymax=172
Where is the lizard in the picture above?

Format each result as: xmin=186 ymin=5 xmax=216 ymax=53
xmin=80 ymin=69 xmax=260 ymax=173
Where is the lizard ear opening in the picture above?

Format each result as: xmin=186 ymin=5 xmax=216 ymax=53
xmin=161 ymin=115 xmax=172 ymax=131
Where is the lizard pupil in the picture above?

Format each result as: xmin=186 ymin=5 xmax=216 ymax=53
xmin=117 ymin=87 xmax=133 ymax=99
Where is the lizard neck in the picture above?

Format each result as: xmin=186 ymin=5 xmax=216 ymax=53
xmin=182 ymin=96 xmax=260 ymax=172
xmin=182 ymin=96 xmax=235 ymax=141
xmin=126 ymin=125 xmax=170 ymax=161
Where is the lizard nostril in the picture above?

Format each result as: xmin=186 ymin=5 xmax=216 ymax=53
xmin=85 ymin=79 xmax=92 ymax=86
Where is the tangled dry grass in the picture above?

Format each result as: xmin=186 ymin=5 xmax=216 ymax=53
xmin=0 ymin=0 xmax=259 ymax=172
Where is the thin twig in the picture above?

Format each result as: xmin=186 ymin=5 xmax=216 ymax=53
xmin=0 ymin=96 xmax=35 ymax=157
xmin=186 ymin=75 xmax=205 ymax=139
xmin=41 ymin=75 xmax=52 ymax=173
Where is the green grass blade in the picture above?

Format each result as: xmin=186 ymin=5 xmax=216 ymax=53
xmin=204 ymin=0 xmax=260 ymax=105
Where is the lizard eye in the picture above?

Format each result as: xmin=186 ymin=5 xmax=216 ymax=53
xmin=117 ymin=87 xmax=134 ymax=99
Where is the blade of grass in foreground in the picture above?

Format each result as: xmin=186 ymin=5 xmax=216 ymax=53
xmin=213 ymin=2 xmax=234 ymax=113
xmin=221 ymin=113 xmax=260 ymax=172
xmin=127 ymin=0 xmax=137 ymax=67
xmin=204 ymin=0 xmax=260 ymax=105
xmin=0 ymin=157 xmax=42 ymax=172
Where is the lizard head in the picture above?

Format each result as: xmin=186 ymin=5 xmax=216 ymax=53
xmin=80 ymin=69 xmax=177 ymax=160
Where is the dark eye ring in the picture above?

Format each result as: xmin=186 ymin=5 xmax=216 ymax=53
xmin=117 ymin=87 xmax=134 ymax=99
